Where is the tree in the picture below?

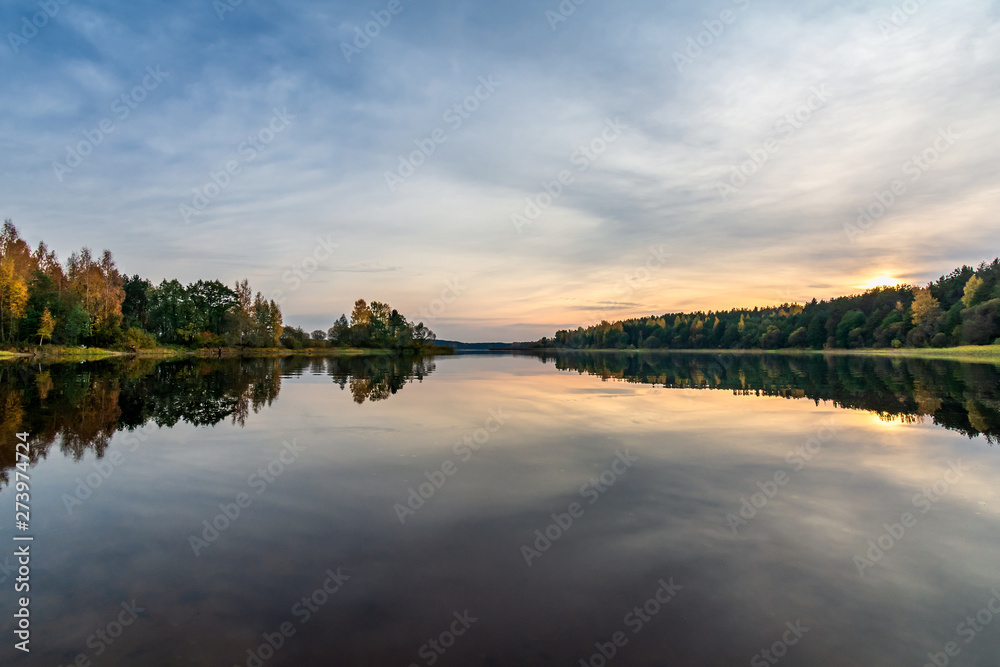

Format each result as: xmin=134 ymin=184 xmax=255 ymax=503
xmin=63 ymin=303 xmax=90 ymax=344
xmin=327 ymin=315 xmax=349 ymax=345
xmin=234 ymin=278 xmax=252 ymax=314
xmin=350 ymin=299 xmax=372 ymax=327
xmin=280 ymin=326 xmax=308 ymax=349
xmin=411 ymin=322 xmax=435 ymax=346
xmin=0 ymin=220 xmax=34 ymax=278
xmin=911 ymin=287 xmax=941 ymax=327
xmin=349 ymin=299 xmax=373 ymax=347
xmin=147 ymin=280 xmax=193 ymax=343
xmin=122 ymin=275 xmax=152 ymax=330
xmin=787 ymin=326 xmax=808 ymax=347
xmin=962 ymin=275 xmax=985 ymax=308
xmin=0 ymin=257 xmax=28 ymax=343
xmin=251 ymin=293 xmax=282 ymax=347
xmin=36 ymin=307 xmax=55 ymax=345
xmin=189 ymin=280 xmax=237 ymax=335
xmin=66 ymin=247 xmax=125 ymax=342
xmin=961 ymin=299 xmax=1000 ymax=345
xmin=835 ymin=310 xmax=866 ymax=348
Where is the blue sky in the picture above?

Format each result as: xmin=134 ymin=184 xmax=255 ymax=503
xmin=2 ymin=0 xmax=998 ymax=340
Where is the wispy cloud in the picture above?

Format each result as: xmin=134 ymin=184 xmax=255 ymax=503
xmin=1 ymin=0 xmax=997 ymax=341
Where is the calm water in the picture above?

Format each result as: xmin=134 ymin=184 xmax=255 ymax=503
xmin=1 ymin=352 xmax=998 ymax=666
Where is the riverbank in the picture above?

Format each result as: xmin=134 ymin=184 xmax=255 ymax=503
xmin=0 ymin=345 xmax=453 ymax=362
xmin=525 ymin=345 xmax=1000 ymax=364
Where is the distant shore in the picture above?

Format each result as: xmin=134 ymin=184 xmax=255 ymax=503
xmin=0 ymin=345 xmax=454 ymax=362
xmin=522 ymin=345 xmax=1000 ymax=364
xmin=5 ymin=344 xmax=998 ymax=364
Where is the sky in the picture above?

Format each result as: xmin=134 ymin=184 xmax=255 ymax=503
xmin=1 ymin=0 xmax=998 ymax=341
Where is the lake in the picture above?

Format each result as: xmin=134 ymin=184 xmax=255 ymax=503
xmin=1 ymin=352 xmax=998 ymax=666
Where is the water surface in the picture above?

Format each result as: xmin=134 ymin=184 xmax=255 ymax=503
xmin=1 ymin=352 xmax=998 ymax=666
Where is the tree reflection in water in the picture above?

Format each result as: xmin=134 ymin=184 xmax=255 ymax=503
xmin=0 ymin=354 xmax=437 ymax=487
xmin=3 ymin=350 xmax=996 ymax=489
xmin=526 ymin=351 xmax=1000 ymax=443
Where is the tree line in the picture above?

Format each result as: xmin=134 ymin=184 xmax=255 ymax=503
xmin=534 ymin=258 xmax=1000 ymax=351
xmin=279 ymin=299 xmax=436 ymax=351
xmin=0 ymin=221 xmax=435 ymax=351
xmin=0 ymin=220 xmax=282 ymax=349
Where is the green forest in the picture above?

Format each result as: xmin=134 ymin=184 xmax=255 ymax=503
xmin=0 ymin=220 xmax=435 ymax=352
xmin=535 ymin=258 xmax=1000 ymax=351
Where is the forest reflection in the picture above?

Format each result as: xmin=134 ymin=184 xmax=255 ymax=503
xmin=0 ymin=354 xmax=436 ymax=487
xmin=528 ymin=351 xmax=1000 ymax=443
xmin=4 ymin=351 xmax=997 ymax=488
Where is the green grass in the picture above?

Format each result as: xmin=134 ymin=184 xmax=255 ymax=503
xmin=822 ymin=345 xmax=1000 ymax=363
xmin=528 ymin=345 xmax=1000 ymax=364
xmin=0 ymin=344 xmax=451 ymax=362
xmin=29 ymin=346 xmax=125 ymax=360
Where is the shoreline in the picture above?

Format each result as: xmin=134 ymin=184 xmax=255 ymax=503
xmin=518 ymin=345 xmax=1000 ymax=364
xmin=0 ymin=346 xmax=454 ymax=363
xmin=5 ymin=344 xmax=998 ymax=364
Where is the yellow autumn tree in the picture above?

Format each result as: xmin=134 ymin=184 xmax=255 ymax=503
xmin=66 ymin=248 xmax=125 ymax=333
xmin=962 ymin=275 xmax=984 ymax=308
xmin=911 ymin=287 xmax=941 ymax=327
xmin=36 ymin=307 xmax=55 ymax=345
xmin=0 ymin=257 xmax=28 ymax=343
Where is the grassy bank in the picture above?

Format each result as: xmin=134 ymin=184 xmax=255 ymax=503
xmin=817 ymin=345 xmax=1000 ymax=363
xmin=526 ymin=345 xmax=1000 ymax=364
xmin=0 ymin=345 xmax=453 ymax=362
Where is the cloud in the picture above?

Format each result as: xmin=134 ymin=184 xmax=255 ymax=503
xmin=324 ymin=262 xmax=400 ymax=273
xmin=1 ymin=0 xmax=998 ymax=341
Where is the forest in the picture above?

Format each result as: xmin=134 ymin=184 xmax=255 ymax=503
xmin=0 ymin=220 xmax=435 ymax=351
xmin=535 ymin=258 xmax=1000 ymax=351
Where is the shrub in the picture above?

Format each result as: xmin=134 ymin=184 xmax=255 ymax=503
xmin=961 ymin=299 xmax=1000 ymax=345
xmin=122 ymin=327 xmax=157 ymax=350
